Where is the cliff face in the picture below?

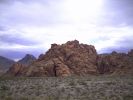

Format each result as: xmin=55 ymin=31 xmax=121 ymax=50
xmin=6 ymin=63 xmax=28 ymax=76
xmin=6 ymin=40 xmax=133 ymax=77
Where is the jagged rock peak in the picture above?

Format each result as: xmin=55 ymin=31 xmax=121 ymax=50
xmin=25 ymin=54 xmax=36 ymax=59
xmin=18 ymin=54 xmax=36 ymax=65
xmin=51 ymin=40 xmax=79 ymax=49
xmin=51 ymin=43 xmax=59 ymax=47
xmin=66 ymin=40 xmax=79 ymax=45
xmin=39 ymin=40 xmax=97 ymax=61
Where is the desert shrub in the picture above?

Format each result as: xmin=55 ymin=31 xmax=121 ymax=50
xmin=68 ymin=81 xmax=76 ymax=86
xmin=0 ymin=85 xmax=9 ymax=91
xmin=4 ymin=96 xmax=14 ymax=100
xmin=123 ymin=95 xmax=133 ymax=100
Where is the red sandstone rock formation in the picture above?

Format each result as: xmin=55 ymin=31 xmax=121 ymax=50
xmin=6 ymin=63 xmax=28 ymax=76
xmin=6 ymin=40 xmax=133 ymax=77
xmin=25 ymin=40 xmax=97 ymax=77
xmin=97 ymin=51 xmax=133 ymax=75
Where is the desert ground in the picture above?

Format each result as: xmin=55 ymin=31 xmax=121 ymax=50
xmin=0 ymin=75 xmax=133 ymax=100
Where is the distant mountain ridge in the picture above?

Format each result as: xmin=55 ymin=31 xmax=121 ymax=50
xmin=0 ymin=56 xmax=15 ymax=71
xmin=6 ymin=54 xmax=36 ymax=76
xmin=0 ymin=54 xmax=36 ymax=76
xmin=18 ymin=54 xmax=36 ymax=66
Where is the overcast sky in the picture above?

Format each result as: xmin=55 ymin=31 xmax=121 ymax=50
xmin=0 ymin=0 xmax=133 ymax=60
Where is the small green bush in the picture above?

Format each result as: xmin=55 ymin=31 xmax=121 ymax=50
xmin=4 ymin=96 xmax=13 ymax=100
xmin=123 ymin=95 xmax=133 ymax=100
xmin=0 ymin=85 xmax=9 ymax=91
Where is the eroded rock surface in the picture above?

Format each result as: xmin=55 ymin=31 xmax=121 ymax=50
xmin=97 ymin=51 xmax=133 ymax=75
xmin=8 ymin=40 xmax=97 ymax=76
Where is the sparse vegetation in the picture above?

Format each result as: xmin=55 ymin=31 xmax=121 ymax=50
xmin=0 ymin=75 xmax=133 ymax=100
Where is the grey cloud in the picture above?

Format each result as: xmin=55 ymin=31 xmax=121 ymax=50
xmin=0 ymin=0 xmax=61 ymax=27
xmin=99 ymin=47 xmax=131 ymax=54
xmin=98 ymin=0 xmax=133 ymax=27
xmin=0 ymin=44 xmax=47 ymax=60
xmin=1 ymin=0 xmax=133 ymax=27
xmin=98 ymin=36 xmax=133 ymax=54
xmin=0 ymin=25 xmax=7 ymax=31
xmin=0 ymin=0 xmax=60 ymax=8
xmin=0 ymin=34 xmax=39 ymax=46
xmin=116 ymin=37 xmax=133 ymax=47
xmin=91 ymin=36 xmax=111 ymax=44
xmin=0 ymin=0 xmax=48 ymax=4
xmin=0 ymin=49 xmax=44 ymax=60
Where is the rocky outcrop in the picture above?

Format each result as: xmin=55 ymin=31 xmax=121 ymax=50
xmin=8 ymin=40 xmax=97 ymax=77
xmin=6 ymin=40 xmax=133 ymax=77
xmin=97 ymin=51 xmax=133 ymax=75
xmin=6 ymin=63 xmax=28 ymax=76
